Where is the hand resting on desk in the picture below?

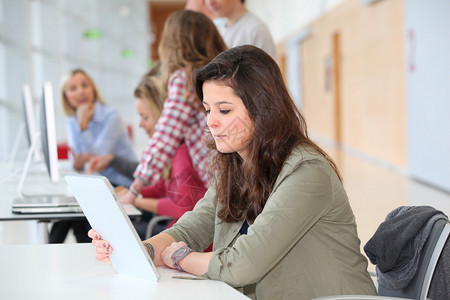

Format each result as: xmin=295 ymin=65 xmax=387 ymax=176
xmin=88 ymin=229 xmax=185 ymax=268
xmin=88 ymin=229 xmax=212 ymax=275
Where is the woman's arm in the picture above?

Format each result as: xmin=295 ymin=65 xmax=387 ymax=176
xmin=68 ymin=105 xmax=128 ymax=159
xmin=89 ymin=184 xmax=216 ymax=270
xmin=144 ymin=233 xmax=177 ymax=266
xmin=89 ymin=154 xmax=139 ymax=177
xmin=90 ymin=108 xmax=126 ymax=155
xmin=135 ymin=196 xmax=159 ymax=213
xmin=88 ymin=229 xmax=213 ymax=274
xmin=119 ymin=178 xmax=145 ymax=204
xmin=88 ymin=229 xmax=176 ymax=267
xmin=76 ymin=102 xmax=95 ymax=131
xmin=88 ymin=154 xmax=114 ymax=173
xmin=133 ymin=194 xmax=188 ymax=217
xmin=202 ymin=160 xmax=335 ymax=286
xmin=161 ymin=241 xmax=214 ymax=275
xmin=109 ymin=156 xmax=139 ymax=177
xmin=72 ymin=152 xmax=92 ymax=171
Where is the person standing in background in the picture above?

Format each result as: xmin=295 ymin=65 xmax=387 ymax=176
xmin=185 ymin=0 xmax=215 ymax=19
xmin=205 ymin=0 xmax=276 ymax=58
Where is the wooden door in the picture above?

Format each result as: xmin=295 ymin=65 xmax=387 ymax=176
xmin=149 ymin=1 xmax=186 ymax=61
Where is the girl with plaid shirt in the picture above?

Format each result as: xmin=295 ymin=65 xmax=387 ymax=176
xmin=120 ymin=10 xmax=227 ymax=205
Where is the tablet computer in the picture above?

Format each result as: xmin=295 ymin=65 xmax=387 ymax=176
xmin=64 ymin=174 xmax=160 ymax=281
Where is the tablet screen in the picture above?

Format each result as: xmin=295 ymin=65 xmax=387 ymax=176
xmin=65 ymin=174 xmax=160 ymax=281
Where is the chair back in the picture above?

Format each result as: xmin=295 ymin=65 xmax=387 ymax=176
xmin=377 ymin=218 xmax=450 ymax=300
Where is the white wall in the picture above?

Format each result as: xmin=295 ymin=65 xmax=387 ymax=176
xmin=0 ymin=0 xmax=150 ymax=161
xmin=245 ymin=0 xmax=345 ymax=109
xmin=246 ymin=0 xmax=345 ymax=43
xmin=405 ymin=0 xmax=450 ymax=192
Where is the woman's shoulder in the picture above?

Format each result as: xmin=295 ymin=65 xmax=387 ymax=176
xmin=94 ymin=102 xmax=118 ymax=119
xmin=167 ymin=69 xmax=196 ymax=104
xmin=280 ymin=145 xmax=334 ymax=179
xmin=289 ymin=145 xmax=327 ymax=164
xmin=168 ymin=68 xmax=187 ymax=83
xmin=95 ymin=102 xmax=112 ymax=112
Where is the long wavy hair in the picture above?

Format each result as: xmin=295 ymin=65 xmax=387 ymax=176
xmin=60 ymin=69 xmax=104 ymax=116
xmin=193 ymin=45 xmax=341 ymax=223
xmin=158 ymin=10 xmax=227 ymax=96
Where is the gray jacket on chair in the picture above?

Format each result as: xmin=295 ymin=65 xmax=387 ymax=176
xmin=364 ymin=205 xmax=449 ymax=298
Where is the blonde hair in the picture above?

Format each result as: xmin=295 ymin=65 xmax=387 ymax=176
xmin=158 ymin=10 xmax=227 ymax=95
xmin=134 ymin=70 xmax=166 ymax=119
xmin=60 ymin=69 xmax=104 ymax=116
xmin=134 ymin=65 xmax=171 ymax=179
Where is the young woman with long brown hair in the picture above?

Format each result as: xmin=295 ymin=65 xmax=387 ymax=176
xmin=89 ymin=45 xmax=376 ymax=299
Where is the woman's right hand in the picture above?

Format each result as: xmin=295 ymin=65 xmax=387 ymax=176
xmin=77 ymin=102 xmax=95 ymax=131
xmin=88 ymin=154 xmax=114 ymax=173
xmin=71 ymin=151 xmax=92 ymax=171
xmin=119 ymin=190 xmax=137 ymax=205
xmin=88 ymin=229 xmax=112 ymax=264
xmin=114 ymin=186 xmax=129 ymax=198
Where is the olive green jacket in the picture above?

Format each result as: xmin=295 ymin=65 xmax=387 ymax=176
xmin=164 ymin=146 xmax=377 ymax=299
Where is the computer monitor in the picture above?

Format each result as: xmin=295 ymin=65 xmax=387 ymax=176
xmin=39 ymin=81 xmax=60 ymax=183
xmin=22 ymin=84 xmax=41 ymax=161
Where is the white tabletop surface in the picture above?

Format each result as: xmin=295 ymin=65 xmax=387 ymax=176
xmin=0 ymin=161 xmax=141 ymax=221
xmin=0 ymin=243 xmax=249 ymax=300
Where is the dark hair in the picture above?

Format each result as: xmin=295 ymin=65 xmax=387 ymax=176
xmin=194 ymin=45 xmax=341 ymax=223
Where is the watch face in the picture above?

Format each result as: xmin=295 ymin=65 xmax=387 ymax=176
xmin=179 ymin=247 xmax=190 ymax=256
xmin=172 ymin=246 xmax=192 ymax=261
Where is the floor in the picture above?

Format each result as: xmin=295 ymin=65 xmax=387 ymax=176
xmin=1 ymin=145 xmax=449 ymax=267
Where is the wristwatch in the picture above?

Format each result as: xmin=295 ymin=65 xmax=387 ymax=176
xmin=171 ymin=246 xmax=193 ymax=271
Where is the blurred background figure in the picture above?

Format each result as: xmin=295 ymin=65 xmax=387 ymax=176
xmin=50 ymin=69 xmax=136 ymax=243
xmin=119 ymin=11 xmax=227 ymax=227
xmin=89 ymin=67 xmax=207 ymax=239
xmin=185 ymin=0 xmax=215 ymax=19
xmin=205 ymin=0 xmax=276 ymax=57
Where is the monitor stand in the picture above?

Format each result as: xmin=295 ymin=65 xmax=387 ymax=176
xmin=16 ymin=132 xmax=69 ymax=198
xmin=8 ymin=123 xmax=42 ymax=172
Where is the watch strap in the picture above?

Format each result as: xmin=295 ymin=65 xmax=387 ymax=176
xmin=171 ymin=246 xmax=193 ymax=271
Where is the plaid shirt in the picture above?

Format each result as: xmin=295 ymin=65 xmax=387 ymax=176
xmin=134 ymin=69 xmax=212 ymax=187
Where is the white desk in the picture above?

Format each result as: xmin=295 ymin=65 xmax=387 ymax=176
xmin=0 ymin=164 xmax=141 ymax=243
xmin=0 ymin=243 xmax=249 ymax=300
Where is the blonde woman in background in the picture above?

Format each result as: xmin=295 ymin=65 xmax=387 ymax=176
xmin=51 ymin=69 xmax=136 ymax=243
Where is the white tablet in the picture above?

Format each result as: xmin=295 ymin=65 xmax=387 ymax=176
xmin=64 ymin=174 xmax=160 ymax=281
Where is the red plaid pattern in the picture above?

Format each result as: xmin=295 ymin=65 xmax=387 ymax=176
xmin=134 ymin=69 xmax=212 ymax=187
